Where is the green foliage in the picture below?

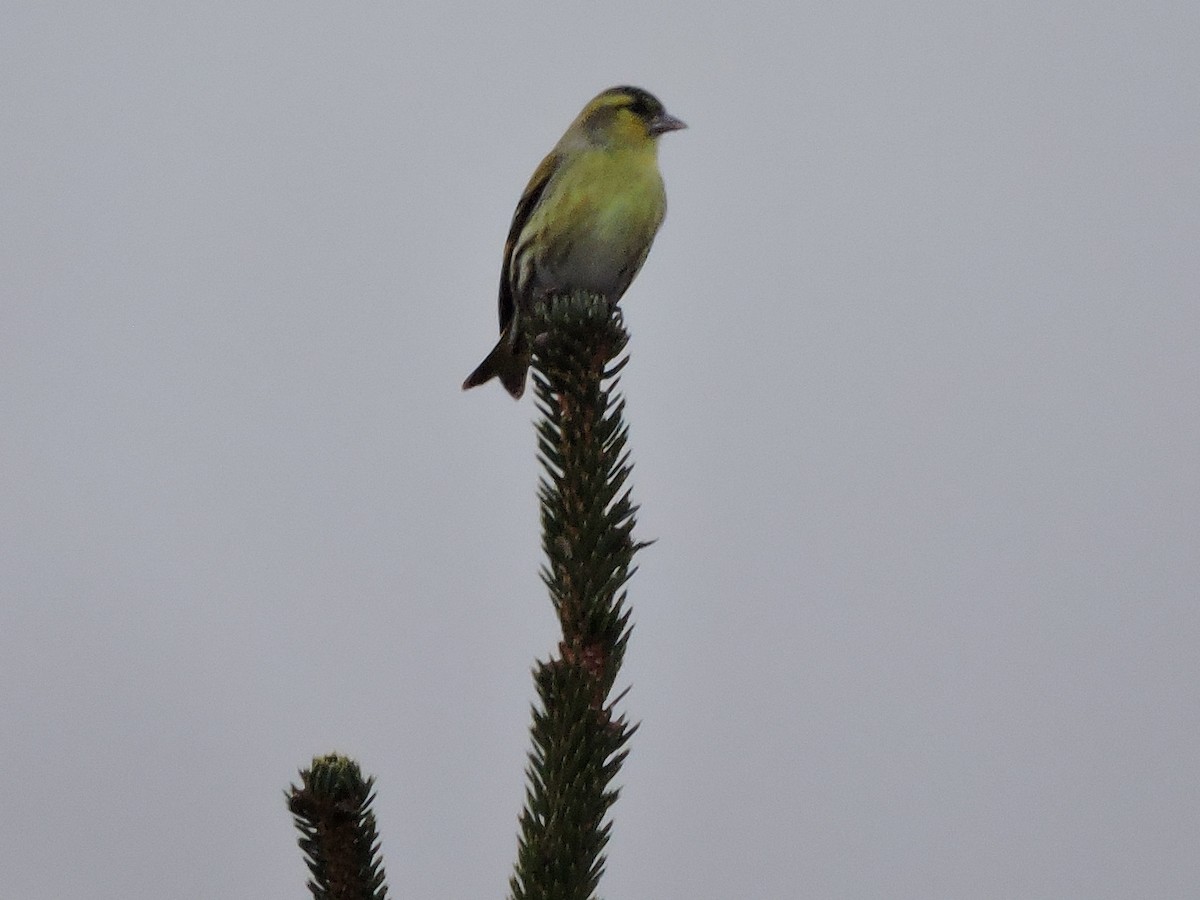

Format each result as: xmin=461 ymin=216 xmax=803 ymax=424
xmin=285 ymin=293 xmax=646 ymax=900
xmin=288 ymin=754 xmax=389 ymax=900
xmin=511 ymin=293 xmax=645 ymax=900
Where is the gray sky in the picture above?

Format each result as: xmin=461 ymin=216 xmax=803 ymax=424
xmin=3 ymin=3 xmax=1198 ymax=898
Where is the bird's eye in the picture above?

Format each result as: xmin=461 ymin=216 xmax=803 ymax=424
xmin=625 ymin=94 xmax=652 ymax=120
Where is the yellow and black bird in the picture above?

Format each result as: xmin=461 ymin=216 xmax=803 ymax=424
xmin=463 ymin=86 xmax=685 ymax=398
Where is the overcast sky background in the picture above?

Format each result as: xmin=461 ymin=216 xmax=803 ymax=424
xmin=3 ymin=3 xmax=1198 ymax=898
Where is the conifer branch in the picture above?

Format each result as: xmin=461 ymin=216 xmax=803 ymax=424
xmin=288 ymin=754 xmax=389 ymax=900
xmin=510 ymin=292 xmax=644 ymax=900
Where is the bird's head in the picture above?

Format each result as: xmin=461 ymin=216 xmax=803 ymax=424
xmin=567 ymin=86 xmax=686 ymax=151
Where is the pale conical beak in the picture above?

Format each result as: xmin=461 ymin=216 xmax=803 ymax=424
xmin=649 ymin=112 xmax=687 ymax=135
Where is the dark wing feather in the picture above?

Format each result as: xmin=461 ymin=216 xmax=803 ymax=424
xmin=497 ymin=151 xmax=558 ymax=333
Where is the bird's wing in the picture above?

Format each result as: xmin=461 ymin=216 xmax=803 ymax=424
xmin=497 ymin=151 xmax=558 ymax=334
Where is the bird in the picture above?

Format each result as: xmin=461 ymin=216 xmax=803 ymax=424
xmin=462 ymin=86 xmax=685 ymax=398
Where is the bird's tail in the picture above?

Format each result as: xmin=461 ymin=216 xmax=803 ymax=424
xmin=462 ymin=328 xmax=528 ymax=399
